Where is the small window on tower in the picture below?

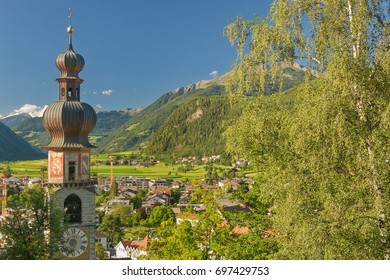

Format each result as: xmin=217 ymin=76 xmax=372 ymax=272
xmin=68 ymin=161 xmax=76 ymax=181
xmin=68 ymin=88 xmax=72 ymax=97
xmin=76 ymin=88 xmax=79 ymax=98
xmin=61 ymin=88 xmax=65 ymax=96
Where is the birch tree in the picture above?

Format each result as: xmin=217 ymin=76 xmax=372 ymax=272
xmin=225 ymin=0 xmax=389 ymax=259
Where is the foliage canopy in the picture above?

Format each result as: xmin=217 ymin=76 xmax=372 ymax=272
xmin=224 ymin=0 xmax=389 ymax=259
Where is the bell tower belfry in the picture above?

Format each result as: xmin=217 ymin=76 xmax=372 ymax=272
xmin=43 ymin=10 xmax=96 ymax=260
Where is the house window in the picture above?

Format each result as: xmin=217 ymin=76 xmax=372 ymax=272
xmin=64 ymin=194 xmax=82 ymax=223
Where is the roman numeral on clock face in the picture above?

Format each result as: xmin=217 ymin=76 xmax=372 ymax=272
xmin=60 ymin=227 xmax=89 ymax=258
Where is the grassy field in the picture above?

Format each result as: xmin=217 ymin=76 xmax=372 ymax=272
xmin=3 ymin=159 xmax=48 ymax=178
xmin=2 ymin=155 xmax=255 ymax=181
xmin=91 ymin=162 xmax=207 ymax=180
xmin=2 ymin=160 xmax=208 ymax=181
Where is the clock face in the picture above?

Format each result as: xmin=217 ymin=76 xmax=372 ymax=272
xmin=60 ymin=227 xmax=88 ymax=258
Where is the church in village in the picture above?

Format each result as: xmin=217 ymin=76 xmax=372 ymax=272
xmin=43 ymin=14 xmax=97 ymax=259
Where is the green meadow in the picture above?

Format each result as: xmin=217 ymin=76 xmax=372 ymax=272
xmin=2 ymin=158 xmax=207 ymax=181
xmin=90 ymin=162 xmax=207 ymax=180
xmin=3 ymin=159 xmax=48 ymax=178
xmin=2 ymin=152 xmax=254 ymax=181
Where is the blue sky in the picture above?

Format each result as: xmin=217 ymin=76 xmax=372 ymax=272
xmin=0 ymin=0 xmax=272 ymax=117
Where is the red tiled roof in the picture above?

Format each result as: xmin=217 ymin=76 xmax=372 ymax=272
xmin=120 ymin=239 xmax=133 ymax=248
xmin=232 ymin=225 xmax=249 ymax=235
xmin=130 ymin=235 xmax=149 ymax=250
xmin=154 ymin=187 xmax=172 ymax=196
xmin=262 ymin=228 xmax=281 ymax=238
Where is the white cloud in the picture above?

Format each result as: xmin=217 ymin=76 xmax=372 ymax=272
xmin=102 ymin=89 xmax=114 ymax=96
xmin=209 ymin=70 xmax=218 ymax=78
xmin=11 ymin=104 xmax=48 ymax=117
xmin=96 ymin=104 xmax=102 ymax=109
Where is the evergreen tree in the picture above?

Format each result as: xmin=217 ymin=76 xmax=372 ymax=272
xmin=109 ymin=180 xmax=119 ymax=198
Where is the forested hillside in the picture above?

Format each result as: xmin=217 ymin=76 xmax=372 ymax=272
xmin=11 ymin=117 xmax=49 ymax=150
xmin=0 ymin=122 xmax=44 ymax=161
xmin=95 ymin=85 xmax=227 ymax=153
xmin=146 ymin=96 xmax=237 ymax=158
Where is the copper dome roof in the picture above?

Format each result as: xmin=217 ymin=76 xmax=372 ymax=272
xmin=43 ymin=101 xmax=96 ymax=148
xmin=44 ymin=21 xmax=96 ymax=149
xmin=55 ymin=34 xmax=85 ymax=78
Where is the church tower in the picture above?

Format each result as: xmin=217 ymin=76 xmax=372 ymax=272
xmin=43 ymin=12 xmax=96 ymax=259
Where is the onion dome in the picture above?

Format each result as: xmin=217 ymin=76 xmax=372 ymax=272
xmin=43 ymin=101 xmax=96 ymax=148
xmin=44 ymin=15 xmax=96 ymax=149
xmin=55 ymin=26 xmax=85 ymax=78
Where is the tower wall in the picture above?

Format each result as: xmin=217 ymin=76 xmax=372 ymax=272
xmin=51 ymin=187 xmax=96 ymax=260
xmin=48 ymin=149 xmax=91 ymax=184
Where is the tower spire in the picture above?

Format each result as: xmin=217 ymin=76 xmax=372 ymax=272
xmin=67 ymin=8 xmax=74 ymax=50
xmin=68 ymin=8 xmax=73 ymax=25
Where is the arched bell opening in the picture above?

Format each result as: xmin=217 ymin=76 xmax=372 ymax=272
xmin=64 ymin=193 xmax=82 ymax=223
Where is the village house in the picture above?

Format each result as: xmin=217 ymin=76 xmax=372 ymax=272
xmin=219 ymin=200 xmax=251 ymax=213
xmin=141 ymin=194 xmax=169 ymax=215
xmin=148 ymin=178 xmax=172 ymax=188
xmin=115 ymin=239 xmax=132 ymax=259
xmin=106 ymin=195 xmax=133 ymax=214
xmin=218 ymin=179 xmax=240 ymax=191
xmin=152 ymin=187 xmax=171 ymax=203
xmin=171 ymin=180 xmax=183 ymax=189
xmin=114 ymin=235 xmax=149 ymax=260
xmin=120 ymin=187 xmax=138 ymax=199
xmin=120 ymin=177 xmax=150 ymax=189
xmin=184 ymin=182 xmax=196 ymax=194
xmin=95 ymin=231 xmax=108 ymax=250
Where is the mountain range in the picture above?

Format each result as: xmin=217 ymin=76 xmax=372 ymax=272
xmin=0 ymin=122 xmax=45 ymax=162
xmin=96 ymin=66 xmax=306 ymax=155
xmin=0 ymin=113 xmax=32 ymax=128
xmin=1 ymin=65 xmax=308 ymax=161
